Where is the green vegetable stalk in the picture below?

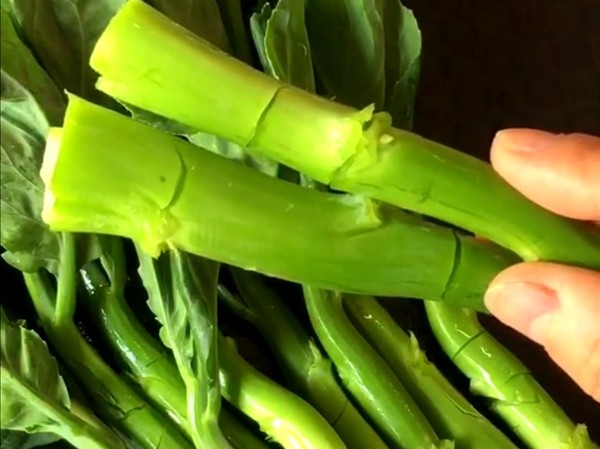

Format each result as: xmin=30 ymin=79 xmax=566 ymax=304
xmin=86 ymin=238 xmax=345 ymax=449
xmin=343 ymin=295 xmax=518 ymax=449
xmin=79 ymin=242 xmax=269 ymax=449
xmin=81 ymin=263 xmax=187 ymax=430
xmin=22 ymin=234 xmax=193 ymax=449
xmin=424 ymin=302 xmax=598 ymax=449
xmin=220 ymin=268 xmax=389 ymax=449
xmin=218 ymin=334 xmax=348 ymax=449
xmin=89 ymin=0 xmax=600 ymax=270
xmin=135 ymin=245 xmax=232 ymax=449
xmin=304 ymin=286 xmax=452 ymax=449
xmin=40 ymin=94 xmax=519 ymax=311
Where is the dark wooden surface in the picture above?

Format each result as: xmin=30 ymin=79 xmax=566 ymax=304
xmin=401 ymin=0 xmax=600 ymax=437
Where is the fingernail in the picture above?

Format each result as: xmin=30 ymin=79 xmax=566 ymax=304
xmin=485 ymin=282 xmax=559 ymax=343
xmin=494 ymin=129 xmax=562 ymax=152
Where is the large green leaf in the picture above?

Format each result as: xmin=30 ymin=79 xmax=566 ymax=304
xmin=188 ymin=132 xmax=279 ymax=178
xmin=0 ymin=73 xmax=103 ymax=278
xmin=0 ymin=72 xmax=60 ymax=274
xmin=7 ymin=0 xmax=125 ymax=105
xmin=249 ymin=2 xmax=274 ymax=75
xmin=0 ymin=310 xmax=120 ymax=449
xmin=0 ymin=0 xmax=65 ymax=125
xmin=382 ymin=0 xmax=422 ymax=129
xmin=0 ymin=310 xmax=70 ymax=436
xmin=145 ymin=0 xmax=231 ymax=52
xmin=0 ymin=429 xmax=62 ymax=449
xmin=263 ymin=0 xmax=316 ymax=92
xmin=304 ymin=0 xmax=386 ymax=109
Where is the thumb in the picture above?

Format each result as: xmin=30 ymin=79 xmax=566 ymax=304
xmin=490 ymin=129 xmax=600 ymax=221
xmin=485 ymin=262 xmax=600 ymax=402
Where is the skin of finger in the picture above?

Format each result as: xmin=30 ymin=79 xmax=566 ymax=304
xmin=490 ymin=130 xmax=600 ymax=221
xmin=489 ymin=261 xmax=600 ymax=402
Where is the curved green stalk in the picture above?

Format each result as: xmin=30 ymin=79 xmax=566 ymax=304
xmin=424 ymin=302 xmax=598 ymax=449
xmin=304 ymin=286 xmax=451 ymax=449
xmin=79 ymin=260 xmax=271 ymax=449
xmin=84 ymin=247 xmax=345 ymax=449
xmin=89 ymin=0 xmax=600 ymax=270
xmin=23 ymin=271 xmax=194 ymax=449
xmin=41 ymin=95 xmax=519 ymax=311
xmin=344 ymin=295 xmax=518 ymax=449
xmin=218 ymin=335 xmax=347 ymax=449
xmin=81 ymin=262 xmax=188 ymax=430
xmin=54 ymin=233 xmax=77 ymax=326
xmin=221 ymin=268 xmax=389 ymax=449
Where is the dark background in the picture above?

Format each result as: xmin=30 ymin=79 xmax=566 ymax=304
xmin=400 ymin=0 xmax=600 ymax=436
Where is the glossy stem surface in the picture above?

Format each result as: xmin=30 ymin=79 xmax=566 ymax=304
xmin=425 ymin=302 xmax=598 ymax=449
xmin=222 ymin=268 xmax=389 ymax=449
xmin=304 ymin=286 xmax=450 ymax=449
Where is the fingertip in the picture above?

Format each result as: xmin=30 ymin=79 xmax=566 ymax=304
xmin=489 ymin=129 xmax=600 ymax=220
xmin=485 ymin=262 xmax=600 ymax=401
xmin=491 ymin=128 xmax=562 ymax=159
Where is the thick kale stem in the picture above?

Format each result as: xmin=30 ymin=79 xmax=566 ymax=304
xmin=89 ymin=0 xmax=600 ymax=270
xmin=41 ymin=95 xmax=519 ymax=311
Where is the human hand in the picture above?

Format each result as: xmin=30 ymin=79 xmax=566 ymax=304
xmin=484 ymin=129 xmax=600 ymax=402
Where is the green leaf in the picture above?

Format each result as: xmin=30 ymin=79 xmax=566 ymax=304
xmin=304 ymin=0 xmax=386 ymax=109
xmin=145 ymin=0 xmax=231 ymax=52
xmin=169 ymin=251 xmax=220 ymax=406
xmin=250 ymin=2 xmax=274 ymax=75
xmin=188 ymin=132 xmax=279 ymax=178
xmin=382 ymin=0 xmax=422 ymax=129
xmin=0 ymin=310 xmax=121 ymax=449
xmin=0 ymin=71 xmax=60 ymax=274
xmin=136 ymin=248 xmax=230 ymax=448
xmin=0 ymin=429 xmax=62 ymax=449
xmin=0 ymin=309 xmax=70 ymax=435
xmin=0 ymin=0 xmax=65 ymax=125
xmin=263 ymin=0 xmax=316 ymax=92
xmin=7 ymin=0 xmax=125 ymax=105
xmin=0 ymin=74 xmax=101 ymax=274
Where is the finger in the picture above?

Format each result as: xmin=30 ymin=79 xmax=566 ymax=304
xmin=490 ymin=129 xmax=600 ymax=221
xmin=485 ymin=261 xmax=600 ymax=402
